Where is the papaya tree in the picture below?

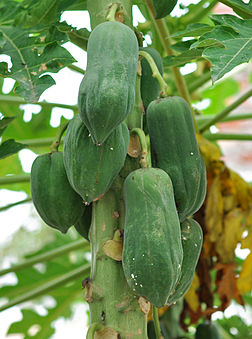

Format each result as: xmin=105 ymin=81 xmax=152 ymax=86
xmin=0 ymin=0 xmax=252 ymax=338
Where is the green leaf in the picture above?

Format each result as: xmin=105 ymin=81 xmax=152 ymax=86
xmin=0 ymin=116 xmax=16 ymax=136
xmin=201 ymin=77 xmax=239 ymax=115
xmin=14 ymin=0 xmax=60 ymax=28
xmin=0 ymin=0 xmax=20 ymax=25
xmin=0 ymin=139 xmax=27 ymax=159
xmin=163 ymin=48 xmax=203 ymax=68
xmin=7 ymin=287 xmax=82 ymax=339
xmin=191 ymin=38 xmax=225 ymax=49
xmin=217 ymin=315 xmax=252 ymax=338
xmin=0 ymin=27 xmax=75 ymax=102
xmin=57 ymin=21 xmax=90 ymax=51
xmin=170 ymin=23 xmax=213 ymax=39
xmin=171 ymin=39 xmax=198 ymax=53
xmin=201 ymin=15 xmax=252 ymax=82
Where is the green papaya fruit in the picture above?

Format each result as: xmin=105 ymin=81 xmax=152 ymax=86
xmin=30 ymin=152 xmax=83 ymax=233
xmin=74 ymin=204 xmax=92 ymax=241
xmin=122 ymin=168 xmax=183 ymax=307
xmin=147 ymin=96 xmax=207 ymax=222
xmin=78 ymin=21 xmax=139 ymax=144
xmin=168 ymin=218 xmax=203 ymax=305
xmin=140 ymin=47 xmax=164 ymax=110
xmin=195 ymin=322 xmax=222 ymax=339
xmin=63 ymin=115 xmax=129 ymax=204
xmin=153 ymin=0 xmax=178 ymax=19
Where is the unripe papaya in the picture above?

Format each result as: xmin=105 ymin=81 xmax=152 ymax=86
xmin=147 ymin=96 xmax=207 ymax=222
xmin=140 ymin=47 xmax=163 ymax=110
xmin=153 ymin=0 xmax=178 ymax=19
xmin=63 ymin=115 xmax=129 ymax=204
xmin=168 ymin=218 xmax=203 ymax=305
xmin=30 ymin=152 xmax=83 ymax=233
xmin=78 ymin=21 xmax=139 ymax=144
xmin=195 ymin=322 xmax=222 ymax=339
xmin=74 ymin=204 xmax=92 ymax=241
xmin=122 ymin=168 xmax=183 ymax=307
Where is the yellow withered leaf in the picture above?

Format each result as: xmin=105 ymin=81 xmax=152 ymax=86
xmin=237 ymin=252 xmax=252 ymax=295
xmin=185 ymin=273 xmax=200 ymax=312
xmin=205 ymin=175 xmax=223 ymax=242
xmin=216 ymin=208 xmax=245 ymax=263
xmin=230 ymin=170 xmax=252 ymax=211
xmin=197 ymin=134 xmax=221 ymax=163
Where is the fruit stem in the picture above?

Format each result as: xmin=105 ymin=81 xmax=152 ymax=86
xmin=106 ymin=3 xmax=121 ymax=22
xmin=139 ymin=50 xmax=169 ymax=98
xmin=153 ymin=306 xmax=163 ymax=339
xmin=86 ymin=323 xmax=105 ymax=338
xmin=130 ymin=128 xmax=149 ymax=168
xmin=125 ymin=60 xmax=144 ymax=129
xmin=50 ymin=120 xmax=69 ymax=152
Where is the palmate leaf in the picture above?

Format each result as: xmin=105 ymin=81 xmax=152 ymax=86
xmin=194 ymin=15 xmax=252 ymax=82
xmin=14 ymin=0 xmax=60 ymax=28
xmin=0 ymin=26 xmax=75 ymax=102
xmin=7 ymin=283 xmax=83 ymax=339
xmin=1 ymin=229 xmax=89 ymax=338
xmin=163 ymin=48 xmax=203 ymax=68
xmin=0 ymin=0 xmax=21 ymax=25
xmin=170 ymin=23 xmax=213 ymax=39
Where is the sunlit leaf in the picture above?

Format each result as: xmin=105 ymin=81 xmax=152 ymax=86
xmin=202 ymin=15 xmax=252 ymax=82
xmin=0 ymin=27 xmax=75 ymax=102
xmin=201 ymin=77 xmax=239 ymax=116
xmin=0 ymin=116 xmax=15 ymax=136
xmin=0 ymin=139 xmax=27 ymax=159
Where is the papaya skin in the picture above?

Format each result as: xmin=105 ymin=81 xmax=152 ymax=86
xmin=30 ymin=152 xmax=83 ymax=233
xmin=78 ymin=21 xmax=139 ymax=144
xmin=122 ymin=168 xmax=183 ymax=307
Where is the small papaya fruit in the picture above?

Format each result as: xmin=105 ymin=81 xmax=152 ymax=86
xmin=168 ymin=218 xmax=203 ymax=305
xmin=74 ymin=204 xmax=92 ymax=241
xmin=147 ymin=96 xmax=207 ymax=222
xmin=78 ymin=21 xmax=139 ymax=144
xmin=122 ymin=168 xmax=183 ymax=307
xmin=140 ymin=47 xmax=163 ymax=110
xmin=30 ymin=152 xmax=83 ymax=233
xmin=63 ymin=115 xmax=129 ymax=204
xmin=195 ymin=322 xmax=222 ymax=339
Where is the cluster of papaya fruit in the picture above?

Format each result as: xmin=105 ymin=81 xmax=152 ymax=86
xmin=30 ymin=16 xmax=206 ymax=309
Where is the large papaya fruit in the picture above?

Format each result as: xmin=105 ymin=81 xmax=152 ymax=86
xmin=30 ymin=151 xmax=83 ymax=233
xmin=78 ymin=21 xmax=139 ymax=144
xmin=168 ymin=218 xmax=203 ymax=305
xmin=122 ymin=168 xmax=183 ymax=307
xmin=140 ymin=47 xmax=163 ymax=110
xmin=63 ymin=115 xmax=129 ymax=204
xmin=147 ymin=96 xmax=207 ymax=222
xmin=153 ymin=0 xmax=178 ymax=19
